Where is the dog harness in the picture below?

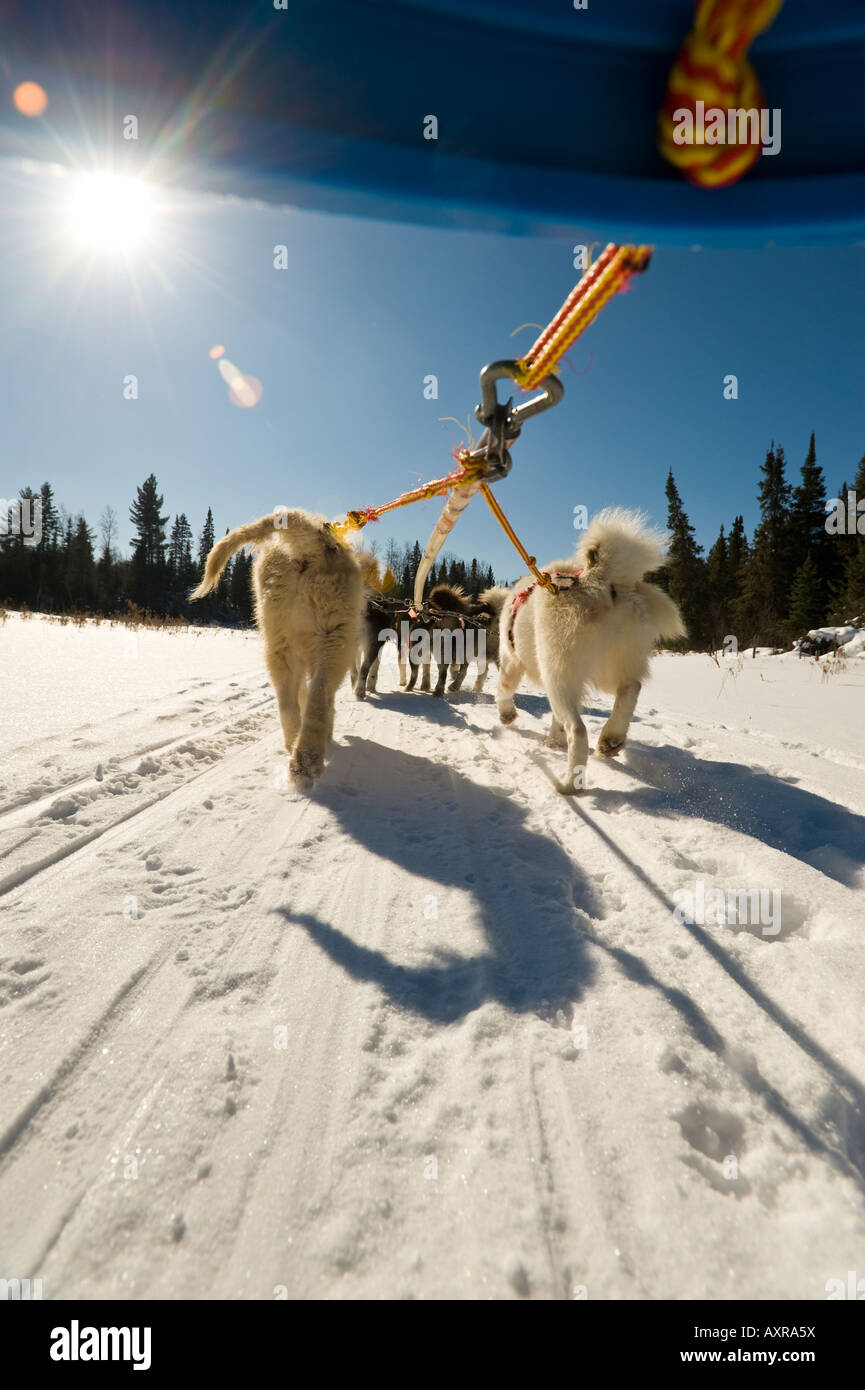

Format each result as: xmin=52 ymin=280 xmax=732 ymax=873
xmin=507 ymin=570 xmax=582 ymax=648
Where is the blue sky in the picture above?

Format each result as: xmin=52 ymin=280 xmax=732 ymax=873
xmin=2 ymin=158 xmax=863 ymax=581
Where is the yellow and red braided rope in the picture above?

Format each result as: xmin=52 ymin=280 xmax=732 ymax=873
xmin=513 ymin=244 xmax=652 ymax=391
xmin=658 ymin=0 xmax=785 ymax=188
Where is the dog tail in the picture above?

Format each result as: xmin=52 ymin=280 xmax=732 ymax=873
xmin=637 ymin=581 xmax=687 ymax=641
xmin=478 ymin=585 xmax=510 ymax=615
xmin=189 ymin=509 xmax=333 ymax=599
xmin=429 ymin=583 xmax=469 ymax=613
xmin=190 ymin=513 xmax=281 ymax=598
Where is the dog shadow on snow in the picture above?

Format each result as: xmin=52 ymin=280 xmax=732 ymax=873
xmin=601 ymin=741 xmax=865 ymax=888
xmin=507 ymin=718 xmax=865 ymax=1185
xmin=502 ymin=691 xmax=864 ymax=887
xmin=276 ymin=727 xmax=600 ymax=1025
xmin=276 ymin=698 xmax=865 ymax=1186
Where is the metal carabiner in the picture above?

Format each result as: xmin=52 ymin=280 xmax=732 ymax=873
xmin=466 ymin=360 xmax=564 ymax=480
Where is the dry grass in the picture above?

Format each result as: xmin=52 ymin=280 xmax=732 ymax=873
xmin=1 ymin=602 xmax=195 ymax=632
xmin=818 ymin=649 xmax=847 ymax=682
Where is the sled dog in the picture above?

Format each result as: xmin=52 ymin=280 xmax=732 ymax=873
xmin=401 ymin=584 xmax=491 ymax=697
xmin=191 ymin=509 xmax=366 ymax=789
xmin=447 ymin=585 xmax=509 ymax=693
xmin=496 ymin=509 xmax=685 ymax=792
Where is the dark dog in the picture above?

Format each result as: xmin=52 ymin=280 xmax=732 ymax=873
xmin=352 ymin=595 xmax=406 ymax=699
xmin=446 ymin=585 xmax=509 ymax=693
xmin=402 ymin=584 xmax=492 ymax=697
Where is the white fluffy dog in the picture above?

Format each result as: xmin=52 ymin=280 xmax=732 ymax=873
xmin=191 ymin=509 xmax=366 ymax=790
xmin=496 ymin=509 xmax=685 ymax=793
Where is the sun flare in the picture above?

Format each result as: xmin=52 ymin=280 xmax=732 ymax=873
xmin=67 ymin=172 xmax=157 ymax=251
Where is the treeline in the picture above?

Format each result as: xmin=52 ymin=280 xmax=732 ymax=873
xmin=0 ymin=475 xmax=254 ymax=624
xmin=0 ymin=475 xmax=502 ymax=624
xmin=4 ymin=439 xmax=862 ymax=647
xmin=378 ymin=539 xmax=497 ymax=600
xmin=657 ymin=434 xmax=865 ymax=651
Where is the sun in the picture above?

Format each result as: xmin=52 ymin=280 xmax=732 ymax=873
xmin=67 ymin=173 xmax=157 ymax=252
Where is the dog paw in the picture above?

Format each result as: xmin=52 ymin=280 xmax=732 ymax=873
xmin=289 ymin=747 xmax=323 ymax=788
xmin=498 ymin=705 xmax=518 ymax=725
xmin=354 ymin=688 xmax=366 ymax=701
xmin=544 ymin=731 xmax=567 ymax=750
xmin=596 ymin=735 xmax=625 ymax=759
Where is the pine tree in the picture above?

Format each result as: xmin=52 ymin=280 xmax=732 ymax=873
xmin=33 ymin=481 xmax=61 ymax=609
xmin=789 ymin=434 xmax=824 ymax=550
xmin=197 ymin=508 xmax=215 ymax=572
xmin=168 ymin=514 xmax=194 ymax=585
xmin=785 ymin=554 xmax=825 ymax=640
xmin=789 ymin=432 xmax=837 ymax=611
xmin=734 ymin=443 xmax=792 ymax=647
xmin=129 ymin=474 xmax=169 ymax=611
xmin=727 ymin=515 xmax=749 ymax=578
xmin=704 ymin=524 xmax=733 ymax=649
xmin=65 ymin=516 xmax=96 ymax=609
xmin=229 ymin=548 xmax=253 ymax=622
xmin=38 ymin=482 xmax=59 ymax=551
xmin=662 ymin=470 xmax=705 ymax=647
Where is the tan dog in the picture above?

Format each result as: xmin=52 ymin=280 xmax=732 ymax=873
xmin=496 ymin=509 xmax=685 ymax=793
xmin=191 ymin=509 xmax=366 ymax=789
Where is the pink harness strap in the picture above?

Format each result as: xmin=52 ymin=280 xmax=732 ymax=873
xmin=507 ymin=570 xmax=582 ymax=649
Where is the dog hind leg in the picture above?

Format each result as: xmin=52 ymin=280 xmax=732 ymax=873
xmin=597 ymin=680 xmax=641 ymax=758
xmin=290 ymin=642 xmax=350 ymax=788
xmin=267 ymin=651 xmax=302 ymax=752
xmin=432 ymin=657 xmax=449 ymax=697
xmin=354 ymin=630 xmax=380 ymax=701
xmin=556 ymin=708 xmax=589 ymax=794
xmin=545 ymin=714 xmax=567 ymax=749
xmin=496 ymin=649 xmax=522 ymax=724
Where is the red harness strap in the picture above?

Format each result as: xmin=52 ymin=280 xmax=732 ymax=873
xmin=507 ymin=570 xmax=582 ymax=648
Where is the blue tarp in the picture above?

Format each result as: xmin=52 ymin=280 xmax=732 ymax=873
xmin=2 ymin=0 xmax=864 ymax=244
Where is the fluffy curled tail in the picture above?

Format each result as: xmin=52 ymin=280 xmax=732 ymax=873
xmin=189 ymin=515 xmax=278 ymax=598
xmin=189 ymin=508 xmax=334 ymax=599
xmin=478 ymin=585 xmax=510 ymax=615
xmin=636 ymin=581 xmax=687 ymax=642
xmin=428 ymin=583 xmax=470 ymax=614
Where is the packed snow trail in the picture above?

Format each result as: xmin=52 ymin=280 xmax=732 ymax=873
xmin=1 ymin=616 xmax=863 ymax=1299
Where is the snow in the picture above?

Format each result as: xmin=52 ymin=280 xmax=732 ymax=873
xmin=805 ymin=626 xmax=860 ymax=648
xmin=1 ymin=612 xmax=864 ymax=1300
xmin=793 ymin=626 xmax=865 ymax=661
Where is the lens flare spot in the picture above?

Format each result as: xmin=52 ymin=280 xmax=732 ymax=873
xmin=216 ymin=357 xmax=262 ymax=408
xmin=209 ymin=345 xmax=225 ymax=359
xmin=229 ymin=374 xmax=263 ymax=409
xmin=217 ymin=358 xmax=242 ymax=387
xmin=13 ymin=82 xmax=48 ymax=117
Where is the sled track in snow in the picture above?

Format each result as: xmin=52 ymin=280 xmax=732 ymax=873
xmin=0 ymin=692 xmax=274 ymax=829
xmin=0 ymin=697 xmax=276 ymax=898
xmin=0 ymin=740 xmax=316 ymax=1283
